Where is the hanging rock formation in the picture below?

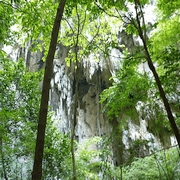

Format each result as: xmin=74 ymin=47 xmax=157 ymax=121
xmin=6 ymin=26 xmax=176 ymax=165
xmin=50 ymin=44 xmax=113 ymax=141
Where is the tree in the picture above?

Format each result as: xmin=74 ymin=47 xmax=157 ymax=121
xmin=12 ymin=0 xmax=117 ymax=178
xmin=1 ymin=0 xmax=180 ymax=178
xmin=133 ymin=0 xmax=180 ymax=147
xmin=61 ymin=3 xmax=115 ymax=178
xmin=99 ymin=0 xmax=180 ymax=147
xmin=31 ymin=0 xmax=66 ymax=179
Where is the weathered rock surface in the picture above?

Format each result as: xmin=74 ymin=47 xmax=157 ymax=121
xmin=5 ymin=27 xmax=176 ymax=165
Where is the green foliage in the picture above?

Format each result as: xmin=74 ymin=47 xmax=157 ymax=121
xmin=150 ymin=8 xmax=180 ymax=127
xmin=42 ymin=136 xmax=180 ymax=180
xmin=75 ymin=137 xmax=101 ymax=180
xmin=60 ymin=3 xmax=120 ymax=64
xmin=0 ymin=52 xmax=71 ymax=179
xmin=100 ymin=54 xmax=151 ymax=120
xmin=1 ymin=0 xmax=180 ymax=179
xmin=98 ymin=0 xmax=180 ymax=146
xmin=7 ymin=0 xmax=121 ymax=63
xmin=156 ymin=46 xmax=180 ymax=98
xmin=61 ymin=136 xmax=121 ymax=180
xmin=157 ymin=0 xmax=180 ymax=18
xmin=155 ymin=46 xmax=180 ymax=130
xmin=8 ymin=0 xmax=59 ymax=57
xmin=151 ymin=15 xmax=180 ymax=54
xmin=0 ymin=53 xmax=42 ymax=179
xmin=122 ymin=147 xmax=180 ymax=180
xmin=43 ymin=114 xmax=71 ymax=179
xmin=0 ymin=0 xmax=20 ymax=44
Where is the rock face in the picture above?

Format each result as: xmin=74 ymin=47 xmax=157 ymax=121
xmin=49 ymin=44 xmax=113 ymax=141
xmin=47 ymin=43 xmax=169 ymax=165
xmin=8 ymin=27 xmax=175 ymax=165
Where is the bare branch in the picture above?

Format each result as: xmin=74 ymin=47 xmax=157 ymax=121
xmin=94 ymin=2 xmax=119 ymax=18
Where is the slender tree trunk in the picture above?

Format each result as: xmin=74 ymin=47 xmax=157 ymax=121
xmin=71 ymin=31 xmax=80 ymax=180
xmin=70 ymin=5 xmax=82 ymax=179
xmin=144 ymin=42 xmax=180 ymax=147
xmin=31 ymin=0 xmax=66 ymax=179
xmin=71 ymin=64 xmax=78 ymax=180
xmin=134 ymin=0 xmax=180 ymax=147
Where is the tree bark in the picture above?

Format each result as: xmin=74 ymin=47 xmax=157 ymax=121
xmin=143 ymin=41 xmax=180 ymax=148
xmin=134 ymin=0 xmax=180 ymax=148
xmin=71 ymin=65 xmax=78 ymax=180
xmin=31 ymin=0 xmax=66 ymax=179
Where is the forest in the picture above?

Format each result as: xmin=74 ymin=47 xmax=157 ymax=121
xmin=0 ymin=0 xmax=180 ymax=179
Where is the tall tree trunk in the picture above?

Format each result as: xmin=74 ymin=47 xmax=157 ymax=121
xmin=31 ymin=0 xmax=66 ymax=179
xmin=71 ymin=64 xmax=78 ymax=180
xmin=70 ymin=5 xmax=82 ymax=179
xmin=134 ymin=0 xmax=180 ymax=147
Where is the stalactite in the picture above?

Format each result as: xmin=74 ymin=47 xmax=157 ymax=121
xmin=96 ymin=63 xmax=101 ymax=136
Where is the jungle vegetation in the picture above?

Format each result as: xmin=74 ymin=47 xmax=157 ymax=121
xmin=0 ymin=0 xmax=180 ymax=179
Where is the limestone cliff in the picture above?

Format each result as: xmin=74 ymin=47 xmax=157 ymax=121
xmin=5 ymin=27 xmax=176 ymax=165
